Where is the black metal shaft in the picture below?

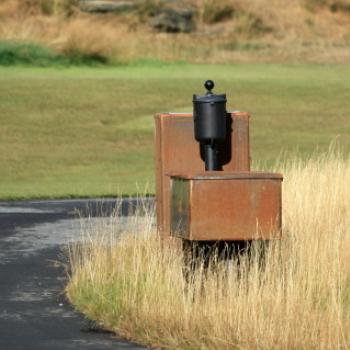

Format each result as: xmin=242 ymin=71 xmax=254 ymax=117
xmin=204 ymin=143 xmax=220 ymax=171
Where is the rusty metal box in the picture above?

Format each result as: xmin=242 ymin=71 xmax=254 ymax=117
xmin=170 ymin=172 xmax=283 ymax=241
xmin=154 ymin=112 xmax=250 ymax=240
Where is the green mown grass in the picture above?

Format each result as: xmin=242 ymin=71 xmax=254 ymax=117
xmin=0 ymin=41 xmax=110 ymax=66
xmin=0 ymin=63 xmax=349 ymax=199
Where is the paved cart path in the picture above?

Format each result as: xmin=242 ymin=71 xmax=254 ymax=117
xmin=0 ymin=199 xmax=153 ymax=350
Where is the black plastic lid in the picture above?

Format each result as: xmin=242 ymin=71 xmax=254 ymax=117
xmin=193 ymin=80 xmax=227 ymax=103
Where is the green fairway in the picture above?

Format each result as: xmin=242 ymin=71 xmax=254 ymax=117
xmin=0 ymin=63 xmax=349 ymax=199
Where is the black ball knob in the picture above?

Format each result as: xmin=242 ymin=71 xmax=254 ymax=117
xmin=204 ymin=80 xmax=214 ymax=92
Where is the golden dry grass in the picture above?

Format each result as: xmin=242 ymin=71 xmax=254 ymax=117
xmin=66 ymin=148 xmax=350 ymax=349
xmin=1 ymin=0 xmax=350 ymax=63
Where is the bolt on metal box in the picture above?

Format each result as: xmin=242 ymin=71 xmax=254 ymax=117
xmin=169 ymin=172 xmax=283 ymax=241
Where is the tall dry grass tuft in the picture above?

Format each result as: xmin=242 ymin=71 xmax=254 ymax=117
xmin=1 ymin=0 xmax=350 ymax=63
xmin=55 ymin=17 xmax=122 ymax=62
xmin=67 ymin=149 xmax=350 ymax=349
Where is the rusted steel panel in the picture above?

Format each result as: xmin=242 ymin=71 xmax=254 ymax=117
xmin=170 ymin=172 xmax=282 ymax=241
xmin=154 ymin=112 xmax=250 ymax=239
xmin=168 ymin=171 xmax=282 ymax=180
xmin=154 ymin=114 xmax=164 ymax=234
xmin=170 ymin=178 xmax=190 ymax=239
xmin=231 ymin=112 xmax=250 ymax=171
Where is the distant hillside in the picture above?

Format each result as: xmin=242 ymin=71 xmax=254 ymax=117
xmin=0 ymin=0 xmax=350 ymax=63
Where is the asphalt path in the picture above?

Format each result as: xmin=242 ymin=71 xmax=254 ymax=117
xmin=0 ymin=198 xmax=154 ymax=350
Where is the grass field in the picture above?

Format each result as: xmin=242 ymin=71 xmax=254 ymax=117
xmin=2 ymin=0 xmax=350 ymax=64
xmin=66 ymin=151 xmax=350 ymax=349
xmin=1 ymin=63 xmax=349 ymax=199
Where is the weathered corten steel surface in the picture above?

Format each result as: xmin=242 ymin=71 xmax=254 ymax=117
xmin=154 ymin=112 xmax=250 ymax=239
xmin=170 ymin=172 xmax=283 ymax=241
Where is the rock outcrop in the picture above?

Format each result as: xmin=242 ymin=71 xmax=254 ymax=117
xmin=80 ymin=0 xmax=137 ymax=13
xmin=149 ymin=7 xmax=195 ymax=33
xmin=79 ymin=0 xmax=196 ymax=33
